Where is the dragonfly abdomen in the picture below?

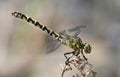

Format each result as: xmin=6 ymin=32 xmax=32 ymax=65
xmin=11 ymin=12 xmax=64 ymax=42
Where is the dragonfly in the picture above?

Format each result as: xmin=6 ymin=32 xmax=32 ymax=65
xmin=11 ymin=12 xmax=92 ymax=60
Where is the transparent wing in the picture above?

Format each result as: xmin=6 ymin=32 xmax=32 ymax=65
xmin=59 ymin=25 xmax=86 ymax=37
xmin=45 ymin=37 xmax=62 ymax=54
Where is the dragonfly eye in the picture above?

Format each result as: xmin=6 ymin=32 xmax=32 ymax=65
xmin=84 ymin=43 xmax=91 ymax=54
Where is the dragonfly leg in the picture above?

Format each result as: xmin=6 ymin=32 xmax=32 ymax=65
xmin=64 ymin=51 xmax=75 ymax=59
xmin=64 ymin=51 xmax=75 ymax=65
xmin=80 ymin=50 xmax=87 ymax=60
xmin=64 ymin=51 xmax=81 ymax=65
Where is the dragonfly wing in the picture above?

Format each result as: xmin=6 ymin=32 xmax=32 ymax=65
xmin=59 ymin=25 xmax=86 ymax=37
xmin=68 ymin=25 xmax=86 ymax=37
xmin=45 ymin=38 xmax=62 ymax=54
xmin=68 ymin=25 xmax=86 ymax=32
xmin=47 ymin=43 xmax=62 ymax=54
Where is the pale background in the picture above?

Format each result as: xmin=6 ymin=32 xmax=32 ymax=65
xmin=0 ymin=0 xmax=120 ymax=77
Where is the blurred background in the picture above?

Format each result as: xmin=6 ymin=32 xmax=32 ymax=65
xmin=0 ymin=0 xmax=120 ymax=77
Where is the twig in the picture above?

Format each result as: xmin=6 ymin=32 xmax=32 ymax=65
xmin=61 ymin=56 xmax=97 ymax=77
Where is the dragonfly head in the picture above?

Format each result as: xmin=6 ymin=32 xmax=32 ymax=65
xmin=84 ymin=43 xmax=92 ymax=54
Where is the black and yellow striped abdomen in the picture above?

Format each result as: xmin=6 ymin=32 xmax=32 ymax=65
xmin=11 ymin=12 xmax=64 ymax=42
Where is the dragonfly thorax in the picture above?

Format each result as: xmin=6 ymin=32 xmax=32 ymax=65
xmin=64 ymin=36 xmax=83 ymax=50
